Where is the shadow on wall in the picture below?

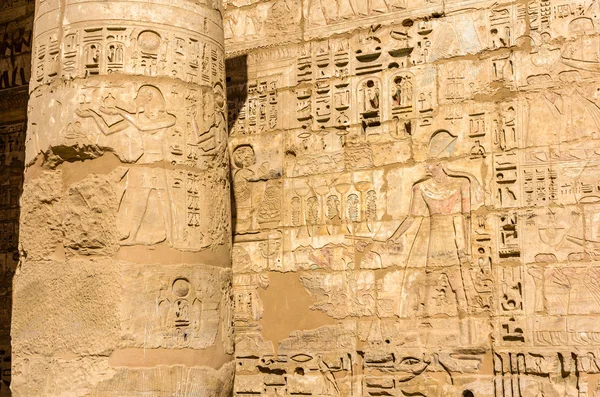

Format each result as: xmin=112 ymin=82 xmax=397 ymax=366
xmin=225 ymin=54 xmax=248 ymax=235
xmin=0 ymin=6 xmax=33 ymax=394
xmin=0 ymin=118 xmax=25 ymax=396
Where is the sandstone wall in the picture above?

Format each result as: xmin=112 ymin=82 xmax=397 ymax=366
xmin=225 ymin=0 xmax=600 ymax=395
xmin=12 ymin=0 xmax=234 ymax=395
xmin=0 ymin=0 xmax=33 ymax=395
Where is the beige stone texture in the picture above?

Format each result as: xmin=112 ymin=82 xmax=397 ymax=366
xmin=12 ymin=0 xmax=232 ymax=395
xmin=0 ymin=0 xmax=33 ymax=394
xmin=7 ymin=0 xmax=600 ymax=395
xmin=224 ymin=0 xmax=600 ymax=395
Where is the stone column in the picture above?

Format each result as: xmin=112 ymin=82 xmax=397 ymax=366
xmin=12 ymin=0 xmax=233 ymax=395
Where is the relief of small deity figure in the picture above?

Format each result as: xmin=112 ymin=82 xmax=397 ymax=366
xmin=232 ymin=145 xmax=257 ymax=231
xmin=107 ymin=43 xmax=124 ymax=64
xmin=359 ymin=78 xmax=382 ymax=130
xmin=84 ymin=42 xmax=101 ymax=76
xmin=392 ymin=74 xmax=413 ymax=109
xmin=365 ymin=80 xmax=380 ymax=112
xmin=76 ymin=85 xmax=177 ymax=246
xmin=384 ymin=131 xmax=483 ymax=330
xmin=86 ymin=43 xmax=100 ymax=65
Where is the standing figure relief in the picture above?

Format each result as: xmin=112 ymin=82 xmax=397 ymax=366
xmin=76 ymin=85 xmax=176 ymax=246
xmin=382 ymin=130 xmax=483 ymax=322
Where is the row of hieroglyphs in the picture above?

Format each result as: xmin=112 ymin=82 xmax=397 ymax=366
xmin=32 ymin=23 xmax=224 ymax=91
xmin=225 ymin=0 xmax=600 ymax=396
xmin=223 ymin=0 xmax=595 ymax=48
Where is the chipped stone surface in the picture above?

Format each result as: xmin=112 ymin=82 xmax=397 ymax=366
xmin=10 ymin=0 xmax=600 ymax=395
xmin=12 ymin=0 xmax=233 ymax=395
xmin=225 ymin=0 xmax=600 ymax=395
xmin=0 ymin=1 xmax=33 ymax=393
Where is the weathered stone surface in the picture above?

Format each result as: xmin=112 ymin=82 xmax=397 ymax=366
xmin=63 ymin=174 xmax=119 ymax=256
xmin=19 ymin=171 xmax=61 ymax=261
xmin=9 ymin=0 xmax=600 ymax=395
xmin=13 ymin=0 xmax=232 ymax=395
xmin=0 ymin=1 xmax=33 ymax=393
xmin=225 ymin=0 xmax=600 ymax=395
xmin=12 ymin=258 xmax=120 ymax=357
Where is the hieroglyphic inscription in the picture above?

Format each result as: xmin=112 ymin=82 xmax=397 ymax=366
xmin=226 ymin=0 xmax=600 ymax=395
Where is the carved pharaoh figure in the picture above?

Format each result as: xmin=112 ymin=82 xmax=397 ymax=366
xmin=365 ymin=81 xmax=380 ymax=112
xmin=76 ymin=85 xmax=177 ymax=245
xmin=386 ymin=131 xmax=482 ymax=323
xmin=392 ymin=74 xmax=413 ymax=109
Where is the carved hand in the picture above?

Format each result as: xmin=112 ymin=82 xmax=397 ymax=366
xmin=75 ymin=108 xmax=94 ymax=118
xmin=99 ymin=106 xmax=119 ymax=116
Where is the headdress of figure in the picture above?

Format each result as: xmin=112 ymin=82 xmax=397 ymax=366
xmin=428 ymin=130 xmax=458 ymax=159
xmin=426 ymin=130 xmax=484 ymax=207
xmin=569 ymin=17 xmax=594 ymax=35
xmin=233 ymin=145 xmax=255 ymax=169
xmin=136 ymin=85 xmax=166 ymax=114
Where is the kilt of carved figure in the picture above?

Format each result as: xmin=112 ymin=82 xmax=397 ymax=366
xmin=12 ymin=0 xmax=233 ymax=395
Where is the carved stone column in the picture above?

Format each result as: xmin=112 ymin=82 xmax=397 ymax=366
xmin=12 ymin=0 xmax=233 ymax=395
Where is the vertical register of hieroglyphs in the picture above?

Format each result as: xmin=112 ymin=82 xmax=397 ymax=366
xmin=225 ymin=0 xmax=600 ymax=395
xmin=12 ymin=0 xmax=233 ymax=395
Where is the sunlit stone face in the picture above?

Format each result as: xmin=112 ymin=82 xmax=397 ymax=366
xmin=224 ymin=0 xmax=600 ymax=395
xmin=11 ymin=0 xmax=233 ymax=395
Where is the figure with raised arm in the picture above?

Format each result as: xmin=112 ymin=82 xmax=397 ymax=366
xmin=76 ymin=85 xmax=177 ymax=245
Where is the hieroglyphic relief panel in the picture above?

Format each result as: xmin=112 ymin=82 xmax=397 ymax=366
xmin=226 ymin=0 xmax=600 ymax=395
xmin=0 ymin=121 xmax=24 ymax=396
xmin=33 ymin=23 xmax=224 ymax=91
xmin=0 ymin=2 xmax=32 ymax=92
xmin=27 ymin=79 xmax=229 ymax=251
xmin=121 ymin=263 xmax=231 ymax=349
xmin=12 ymin=0 xmax=233 ymax=395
